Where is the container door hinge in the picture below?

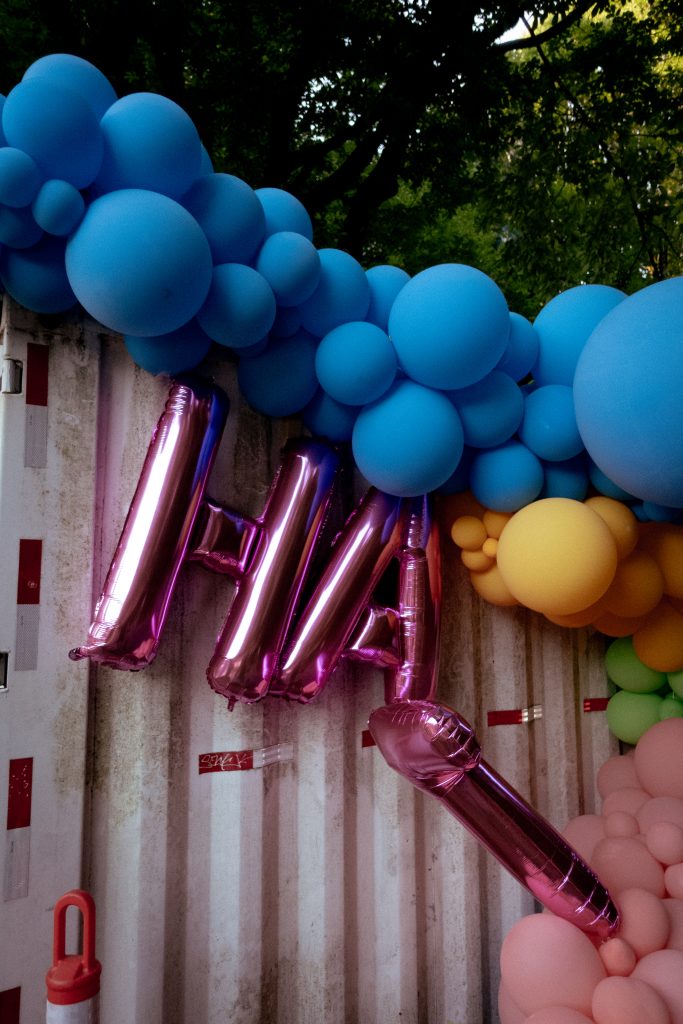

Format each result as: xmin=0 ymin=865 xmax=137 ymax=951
xmin=1 ymin=357 xmax=23 ymax=394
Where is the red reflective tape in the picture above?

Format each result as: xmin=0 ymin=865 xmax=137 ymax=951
xmin=361 ymin=730 xmax=376 ymax=748
xmin=198 ymin=750 xmax=255 ymax=773
xmin=17 ymin=539 xmax=42 ymax=605
xmin=0 ymin=987 xmax=21 ymax=1024
xmin=25 ymin=343 xmax=48 ymax=406
xmin=7 ymin=758 xmax=33 ymax=830
xmin=487 ymin=709 xmax=524 ymax=726
xmin=583 ymin=697 xmax=609 ymax=712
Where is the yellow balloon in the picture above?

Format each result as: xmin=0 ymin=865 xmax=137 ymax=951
xmin=469 ymin=564 xmax=519 ymax=606
xmin=602 ymin=550 xmax=665 ymax=619
xmin=544 ymin=596 xmax=608 ymax=628
xmin=639 ymin=524 xmax=683 ymax=600
xmin=633 ymin=600 xmax=683 ymax=673
xmin=482 ymin=509 xmax=512 ymax=540
xmin=585 ymin=496 xmax=639 ymax=559
xmin=451 ymin=515 xmax=487 ymax=551
xmin=496 ymin=498 xmax=618 ymax=616
xmin=461 ymin=548 xmax=494 ymax=572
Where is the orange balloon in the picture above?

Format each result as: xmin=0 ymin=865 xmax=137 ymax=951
xmin=585 ymin=496 xmax=639 ymax=559
xmin=545 ymin=596 xmax=608 ymax=628
xmin=633 ymin=600 xmax=683 ymax=673
xmin=639 ymin=524 xmax=683 ymax=600
xmin=451 ymin=514 xmax=487 ymax=551
xmin=469 ymin=564 xmax=519 ymax=606
xmin=602 ymin=550 xmax=665 ymax=618
xmin=483 ymin=508 xmax=512 ymax=539
xmin=593 ymin=609 xmax=651 ymax=638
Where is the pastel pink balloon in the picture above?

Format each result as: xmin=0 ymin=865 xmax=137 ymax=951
xmin=500 ymin=914 xmax=606 ymax=1016
xmin=591 ymin=837 xmax=666 ymax=897
xmin=664 ymin=898 xmax=683 ymax=950
xmin=524 ymin=1008 xmax=595 ymax=1023
xmin=615 ymin=887 xmax=671 ymax=956
xmin=602 ymin=787 xmax=650 ymax=818
xmin=637 ymin=797 xmax=683 ymax=834
xmin=599 ymin=936 xmax=637 ymax=977
xmin=592 ymin=976 xmax=672 ymax=1024
xmin=597 ymin=754 xmax=639 ymax=798
xmin=499 ymin=981 xmax=528 ymax=1024
xmin=632 ymin=949 xmax=683 ymax=1023
xmin=647 ymin=822 xmax=683 ymax=866
xmin=634 ymin=720 xmax=683 ymax=799
xmin=562 ymin=814 xmax=607 ymax=862
xmin=605 ymin=811 xmax=640 ymax=838
xmin=664 ymin=864 xmax=683 ymax=899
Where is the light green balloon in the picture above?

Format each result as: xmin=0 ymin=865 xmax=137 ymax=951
xmin=606 ymin=690 xmax=663 ymax=745
xmin=668 ymin=668 xmax=683 ymax=699
xmin=605 ymin=636 xmax=667 ymax=693
xmin=659 ymin=693 xmax=683 ymax=720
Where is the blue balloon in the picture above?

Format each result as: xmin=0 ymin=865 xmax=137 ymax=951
xmin=125 ymin=320 xmax=213 ymax=376
xmin=237 ymin=331 xmax=318 ymax=417
xmin=0 ymin=235 xmax=77 ymax=313
xmin=23 ymin=53 xmax=117 ymax=120
xmin=183 ymin=172 xmax=266 ymax=264
xmin=271 ymin=305 xmax=302 ymax=338
xmin=95 ymin=93 xmax=203 ymax=200
xmin=540 ymin=454 xmax=589 ymax=500
xmin=298 ymin=248 xmax=371 ymax=338
xmin=66 ymin=189 xmax=213 ymax=336
xmin=641 ymin=501 xmax=683 ymax=524
xmin=575 ymin=278 xmax=683 ymax=507
xmin=315 ymin=321 xmax=397 ymax=406
xmin=32 ymin=179 xmax=85 ymax=236
xmin=469 ymin=441 xmax=544 ymax=512
xmin=532 ymin=284 xmax=626 ymax=386
xmin=587 ymin=460 xmax=635 ymax=501
xmin=0 ymin=148 xmax=42 ymax=207
xmin=449 ymin=370 xmax=523 ymax=448
xmin=0 ymin=204 xmax=43 ymax=248
xmin=302 ymin=389 xmax=358 ymax=441
xmin=519 ymin=383 xmax=584 ymax=461
xmin=197 ymin=263 xmax=276 ymax=348
xmin=496 ymin=312 xmax=539 ymax=382
xmin=255 ymin=231 xmax=321 ymax=307
xmin=365 ymin=264 xmax=410 ymax=332
xmin=352 ymin=380 xmax=464 ymax=497
xmin=388 ymin=263 xmax=509 ymax=390
xmin=2 ymin=78 xmax=103 ymax=189
xmin=437 ymin=446 xmax=476 ymax=494
xmin=255 ymin=186 xmax=313 ymax=240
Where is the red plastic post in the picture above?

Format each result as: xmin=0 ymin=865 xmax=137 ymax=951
xmin=46 ymin=890 xmax=102 ymax=1006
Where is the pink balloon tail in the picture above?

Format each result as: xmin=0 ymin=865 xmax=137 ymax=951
xmin=369 ymin=700 xmax=620 ymax=941
xmin=70 ymin=376 xmax=229 ymax=670
xmin=271 ymin=488 xmax=406 ymax=703
xmin=187 ymin=500 xmax=259 ymax=577
xmin=206 ymin=438 xmax=340 ymax=705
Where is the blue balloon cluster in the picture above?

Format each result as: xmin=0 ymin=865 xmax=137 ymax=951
xmin=1 ymin=53 xmax=681 ymax=507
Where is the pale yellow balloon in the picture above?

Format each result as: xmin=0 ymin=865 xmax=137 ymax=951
xmin=461 ymin=548 xmax=495 ymax=572
xmin=585 ymin=496 xmax=639 ymax=560
xmin=483 ymin=508 xmax=512 ymax=539
xmin=497 ymin=498 xmax=619 ymax=616
xmin=469 ymin=564 xmax=519 ymax=606
xmin=451 ymin=514 xmax=487 ymax=551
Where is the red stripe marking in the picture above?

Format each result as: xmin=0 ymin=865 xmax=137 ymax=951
xmin=17 ymin=539 xmax=42 ymax=605
xmin=198 ymin=750 xmax=255 ymax=773
xmin=361 ymin=730 xmax=376 ymax=748
xmin=7 ymin=758 xmax=33 ymax=830
xmin=0 ymin=987 xmax=21 ymax=1024
xmin=583 ymin=697 xmax=609 ymax=712
xmin=25 ymin=343 xmax=48 ymax=406
xmin=487 ymin=709 xmax=524 ymax=726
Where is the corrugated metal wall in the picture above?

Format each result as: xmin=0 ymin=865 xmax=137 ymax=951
xmin=1 ymin=298 xmax=618 ymax=1024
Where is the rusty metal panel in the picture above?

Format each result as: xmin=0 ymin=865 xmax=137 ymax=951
xmin=1 ymin=300 xmax=617 ymax=1023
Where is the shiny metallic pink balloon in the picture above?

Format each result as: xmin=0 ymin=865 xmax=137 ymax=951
xmin=70 ymin=377 xmax=229 ymax=669
xmin=369 ymin=699 xmax=620 ymax=941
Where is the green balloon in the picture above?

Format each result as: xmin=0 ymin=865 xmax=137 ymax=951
xmin=606 ymin=690 xmax=663 ymax=745
xmin=605 ymin=636 xmax=667 ymax=693
xmin=668 ymin=668 xmax=683 ymax=699
xmin=659 ymin=693 xmax=683 ymax=720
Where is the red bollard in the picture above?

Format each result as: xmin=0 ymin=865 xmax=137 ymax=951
xmin=46 ymin=890 xmax=101 ymax=1022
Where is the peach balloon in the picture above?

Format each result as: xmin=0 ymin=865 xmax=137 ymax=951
xmin=500 ymin=915 xmax=606 ymax=1017
xmin=602 ymin=550 xmax=665 ymax=619
xmin=592 ymin=976 xmax=672 ymax=1024
xmin=599 ymin=936 xmax=637 ymax=976
xmin=597 ymin=755 xmax=640 ymax=798
xmin=664 ymin=864 xmax=683 ymax=900
xmin=524 ymin=1008 xmax=595 ymax=1024
xmin=584 ymin=496 xmax=639 ymax=560
xmin=615 ymin=887 xmax=671 ymax=957
xmin=602 ymin=787 xmax=650 ymax=818
xmin=633 ymin=601 xmax=683 ymax=674
xmin=561 ymin=815 xmax=607 ymax=862
xmin=637 ymin=797 xmax=683 ymax=833
xmin=634 ymin=720 xmax=683 ymax=799
xmin=591 ymin=837 xmax=665 ymax=897
xmin=647 ymin=823 xmax=683 ymax=866
xmin=469 ymin=563 xmax=519 ymax=605
xmin=632 ymin=949 xmax=683 ymax=1024
xmin=605 ymin=811 xmax=639 ymax=838
xmin=499 ymin=981 xmax=529 ymax=1024
xmin=665 ymin=899 xmax=683 ymax=951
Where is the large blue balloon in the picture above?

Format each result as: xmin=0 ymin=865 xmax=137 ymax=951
xmin=255 ymin=187 xmax=313 ymax=241
xmin=183 ymin=172 xmax=266 ymax=264
xmin=2 ymin=78 xmax=103 ymax=188
xmin=496 ymin=312 xmax=539 ymax=382
xmin=302 ymin=390 xmax=358 ymax=442
xmin=23 ymin=53 xmax=117 ymax=120
xmin=469 ymin=441 xmax=544 ymax=512
xmin=315 ymin=320 xmax=397 ymax=405
xmin=125 ymin=321 xmax=213 ymax=376
xmin=237 ymin=331 xmax=318 ymax=417
xmin=388 ymin=263 xmax=509 ymax=390
xmin=0 ymin=236 xmax=77 ymax=314
xmin=352 ymin=380 xmax=464 ymax=497
xmin=255 ymin=231 xmax=321 ymax=307
xmin=298 ymin=248 xmax=371 ymax=338
xmin=66 ymin=189 xmax=213 ymax=337
xmin=574 ymin=277 xmax=683 ymax=507
xmin=532 ymin=284 xmax=626 ymax=386
xmin=519 ymin=384 xmax=584 ymax=461
xmin=365 ymin=264 xmax=410 ymax=332
xmin=0 ymin=148 xmax=42 ymax=207
xmin=449 ymin=370 xmax=523 ymax=448
xmin=196 ymin=263 xmax=276 ymax=349
xmin=95 ymin=93 xmax=203 ymax=200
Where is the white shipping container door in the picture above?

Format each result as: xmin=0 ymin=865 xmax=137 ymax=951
xmin=0 ymin=298 xmax=617 ymax=1024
